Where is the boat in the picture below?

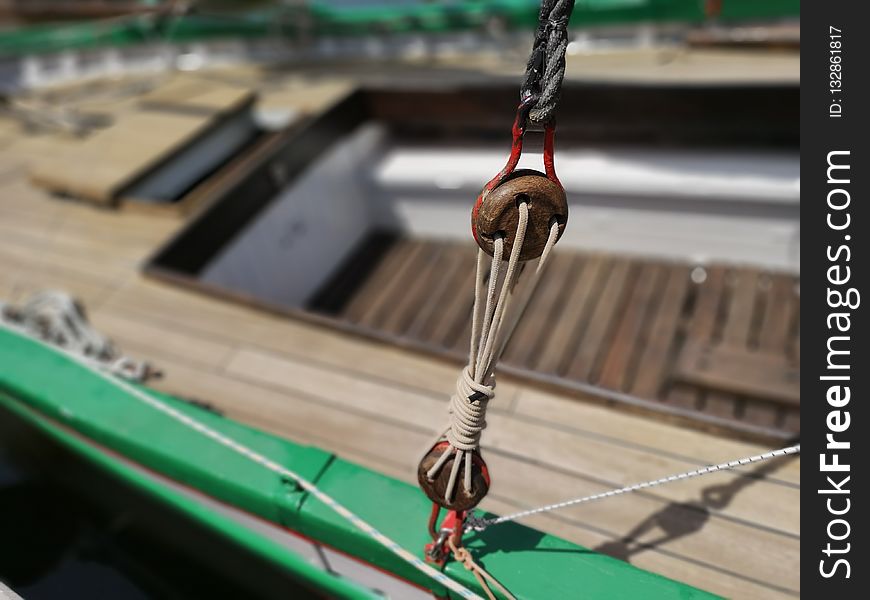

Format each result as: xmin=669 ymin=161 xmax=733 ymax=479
xmin=0 ymin=2 xmax=800 ymax=597
xmin=0 ymin=323 xmax=717 ymax=599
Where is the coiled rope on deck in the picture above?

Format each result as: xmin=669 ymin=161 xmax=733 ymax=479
xmin=0 ymin=291 xmax=155 ymax=382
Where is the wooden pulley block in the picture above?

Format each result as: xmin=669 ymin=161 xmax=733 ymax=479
xmin=417 ymin=442 xmax=490 ymax=511
xmin=473 ymin=169 xmax=568 ymax=261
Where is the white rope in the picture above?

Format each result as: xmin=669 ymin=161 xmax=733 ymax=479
xmin=449 ymin=538 xmax=517 ymax=600
xmin=0 ymin=321 xmax=483 ymax=600
xmin=0 ymin=291 xmax=154 ymax=382
xmin=465 ymin=444 xmax=801 ymax=532
xmin=427 ymin=203 xmax=561 ymax=504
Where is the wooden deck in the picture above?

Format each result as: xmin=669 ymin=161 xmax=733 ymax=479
xmin=313 ymin=235 xmax=800 ymax=439
xmin=0 ymin=69 xmax=799 ymax=599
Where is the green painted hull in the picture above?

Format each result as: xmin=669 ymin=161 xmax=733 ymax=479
xmin=0 ymin=326 xmax=719 ymax=599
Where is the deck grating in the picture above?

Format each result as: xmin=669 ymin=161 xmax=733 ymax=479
xmin=310 ymin=235 xmax=801 ymax=439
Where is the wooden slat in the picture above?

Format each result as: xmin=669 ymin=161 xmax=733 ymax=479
xmin=343 ymin=238 xmax=417 ymax=324
xmin=782 ymin=409 xmax=800 ymax=434
xmin=345 ymin=240 xmax=422 ymax=327
xmin=100 ymin=282 xmax=467 ymax=400
xmin=597 ymin=263 xmax=662 ymax=389
xmin=665 ymin=266 xmax=726 ymax=408
xmin=361 ymin=240 xmax=433 ymax=329
xmin=139 ymin=84 xmax=253 ymax=115
xmin=379 ymin=243 xmax=448 ymax=336
xmin=722 ymin=269 xmax=762 ymax=346
xmin=28 ymin=86 xmax=255 ymax=204
xmin=91 ymin=310 xmax=236 ymax=370
xmin=675 ymin=341 xmax=799 ymax=405
xmin=326 ymin=235 xmax=798 ymax=434
xmin=405 ymin=243 xmax=470 ymax=340
xmin=533 ymin=255 xmax=603 ymax=373
xmin=501 ymin=253 xmax=577 ymax=366
xmin=564 ymin=259 xmax=633 ymax=381
xmin=686 ymin=268 xmax=733 ymax=416
xmin=742 ymin=275 xmax=794 ymax=428
xmin=416 ymin=247 xmax=476 ymax=347
xmin=631 ymin=265 xmax=691 ymax=397
xmin=0 ymin=268 xmax=113 ymax=310
xmin=705 ymin=269 xmax=760 ymax=420
xmin=685 ymin=266 xmax=727 ymax=341
xmin=0 ymin=240 xmax=131 ymax=289
xmin=514 ymin=387 xmax=800 ymax=485
xmin=0 ymin=218 xmax=151 ymax=263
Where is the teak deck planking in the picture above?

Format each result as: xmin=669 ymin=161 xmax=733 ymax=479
xmin=0 ymin=70 xmax=799 ymax=599
xmin=316 ymin=237 xmax=800 ymax=439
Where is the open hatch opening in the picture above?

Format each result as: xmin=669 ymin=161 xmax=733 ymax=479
xmin=146 ymin=84 xmax=800 ymax=442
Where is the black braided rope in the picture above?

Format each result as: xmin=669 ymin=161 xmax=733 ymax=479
xmin=520 ymin=0 xmax=576 ymax=124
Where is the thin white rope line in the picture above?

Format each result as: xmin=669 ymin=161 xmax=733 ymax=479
xmin=478 ymin=202 xmax=529 ymax=373
xmin=445 ymin=447 xmax=465 ymax=502
xmin=0 ymin=323 xmax=483 ymax=600
xmin=474 ymin=238 xmax=504 ymax=380
xmin=494 ymin=220 xmax=560 ymax=364
xmin=476 ymin=203 xmax=529 ymax=381
xmin=468 ymin=249 xmax=488 ymax=377
xmin=466 ymin=445 xmax=800 ymax=532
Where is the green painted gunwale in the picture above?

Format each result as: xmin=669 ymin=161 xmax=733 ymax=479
xmin=0 ymin=326 xmax=719 ymax=599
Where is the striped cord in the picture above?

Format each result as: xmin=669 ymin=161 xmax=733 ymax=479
xmin=0 ymin=322 xmax=483 ymax=600
xmin=466 ymin=445 xmax=800 ymax=532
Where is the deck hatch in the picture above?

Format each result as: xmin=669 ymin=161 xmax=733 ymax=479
xmin=146 ymin=83 xmax=799 ymax=442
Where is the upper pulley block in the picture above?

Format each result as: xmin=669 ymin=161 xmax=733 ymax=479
xmin=471 ymin=97 xmax=568 ymax=261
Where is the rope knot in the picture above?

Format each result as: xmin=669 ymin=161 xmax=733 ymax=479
xmin=452 ymin=545 xmax=476 ymax=571
xmin=446 ymin=365 xmax=494 ymax=451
